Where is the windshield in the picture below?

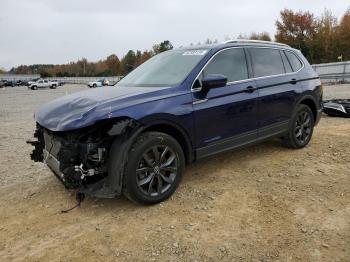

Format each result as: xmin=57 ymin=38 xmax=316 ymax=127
xmin=116 ymin=49 xmax=209 ymax=87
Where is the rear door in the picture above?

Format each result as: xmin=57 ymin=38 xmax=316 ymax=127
xmin=248 ymin=47 xmax=302 ymax=138
xmin=192 ymin=47 xmax=258 ymax=158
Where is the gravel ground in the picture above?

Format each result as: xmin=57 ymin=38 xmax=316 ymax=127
xmin=0 ymin=84 xmax=349 ymax=261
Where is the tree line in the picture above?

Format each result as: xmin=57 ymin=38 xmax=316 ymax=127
xmin=275 ymin=8 xmax=350 ymax=64
xmin=11 ymin=40 xmax=173 ymax=77
xmin=6 ymin=7 xmax=350 ymax=77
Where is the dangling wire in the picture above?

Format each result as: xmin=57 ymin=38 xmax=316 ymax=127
xmin=60 ymin=193 xmax=85 ymax=213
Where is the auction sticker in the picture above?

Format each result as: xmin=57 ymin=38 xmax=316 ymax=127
xmin=182 ymin=50 xmax=208 ymax=56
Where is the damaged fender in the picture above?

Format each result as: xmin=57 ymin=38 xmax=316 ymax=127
xmin=78 ymin=119 xmax=146 ymax=198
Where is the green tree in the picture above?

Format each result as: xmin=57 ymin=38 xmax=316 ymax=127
xmin=121 ymin=50 xmax=137 ymax=73
xmin=337 ymin=8 xmax=350 ymax=61
xmin=249 ymin=32 xmax=272 ymax=41
xmin=313 ymin=9 xmax=338 ymax=63
xmin=153 ymin=40 xmax=173 ymax=54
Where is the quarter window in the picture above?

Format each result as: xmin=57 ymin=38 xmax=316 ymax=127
xmin=203 ymin=48 xmax=248 ymax=83
xmin=285 ymin=51 xmax=303 ymax=72
xmin=250 ymin=48 xmax=285 ymax=77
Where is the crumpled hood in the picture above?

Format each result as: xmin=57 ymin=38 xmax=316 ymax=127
xmin=35 ymin=86 xmax=165 ymax=131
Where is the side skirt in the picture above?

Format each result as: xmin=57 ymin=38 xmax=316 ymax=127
xmin=196 ymin=121 xmax=289 ymax=160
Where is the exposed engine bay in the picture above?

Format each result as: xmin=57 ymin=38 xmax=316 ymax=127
xmin=28 ymin=118 xmax=142 ymax=197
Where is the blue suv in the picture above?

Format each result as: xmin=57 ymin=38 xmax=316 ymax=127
xmin=32 ymin=40 xmax=323 ymax=204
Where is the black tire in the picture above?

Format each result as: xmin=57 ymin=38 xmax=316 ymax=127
xmin=282 ymin=104 xmax=314 ymax=149
xmin=93 ymin=84 xmax=97 ymax=88
xmin=123 ymin=131 xmax=185 ymax=204
xmin=31 ymin=86 xmax=37 ymax=90
xmin=51 ymin=84 xmax=57 ymax=89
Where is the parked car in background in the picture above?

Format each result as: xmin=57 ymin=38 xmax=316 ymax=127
xmin=16 ymin=80 xmax=24 ymax=86
xmin=4 ymin=80 xmax=17 ymax=87
xmin=51 ymin=80 xmax=65 ymax=86
xmin=32 ymin=40 xmax=322 ymax=204
xmin=87 ymin=79 xmax=109 ymax=88
xmin=26 ymin=78 xmax=40 ymax=87
xmin=28 ymin=79 xmax=58 ymax=90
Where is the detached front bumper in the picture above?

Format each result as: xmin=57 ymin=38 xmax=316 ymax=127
xmin=323 ymin=100 xmax=350 ymax=118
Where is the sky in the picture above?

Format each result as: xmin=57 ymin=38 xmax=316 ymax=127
xmin=0 ymin=0 xmax=348 ymax=70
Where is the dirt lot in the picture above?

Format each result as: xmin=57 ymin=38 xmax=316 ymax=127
xmin=0 ymin=84 xmax=349 ymax=262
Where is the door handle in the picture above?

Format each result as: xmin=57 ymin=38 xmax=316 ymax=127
xmin=290 ymin=78 xmax=298 ymax=85
xmin=244 ymin=86 xmax=257 ymax=93
xmin=193 ymin=98 xmax=208 ymax=105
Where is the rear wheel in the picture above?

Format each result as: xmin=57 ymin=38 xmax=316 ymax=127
xmin=31 ymin=86 xmax=37 ymax=90
xmin=123 ymin=132 xmax=185 ymax=204
xmin=282 ymin=104 xmax=314 ymax=149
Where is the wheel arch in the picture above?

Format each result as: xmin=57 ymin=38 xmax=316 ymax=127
xmin=297 ymin=96 xmax=317 ymax=122
xmin=142 ymin=121 xmax=194 ymax=164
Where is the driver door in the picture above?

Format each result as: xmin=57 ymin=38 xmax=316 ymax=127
xmin=37 ymin=80 xmax=44 ymax=88
xmin=192 ymin=48 xmax=258 ymax=158
xmin=43 ymin=80 xmax=49 ymax=88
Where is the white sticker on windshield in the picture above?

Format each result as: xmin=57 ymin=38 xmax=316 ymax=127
xmin=182 ymin=50 xmax=208 ymax=56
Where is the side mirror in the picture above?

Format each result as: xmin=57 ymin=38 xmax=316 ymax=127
xmin=201 ymin=74 xmax=227 ymax=91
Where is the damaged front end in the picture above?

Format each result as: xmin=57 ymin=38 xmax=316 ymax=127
xmin=29 ymin=118 xmax=142 ymax=198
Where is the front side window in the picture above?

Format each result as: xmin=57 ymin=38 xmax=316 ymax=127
xmin=250 ymin=48 xmax=285 ymax=77
xmin=285 ymin=51 xmax=303 ymax=72
xmin=117 ymin=49 xmax=208 ymax=87
xmin=202 ymin=48 xmax=248 ymax=83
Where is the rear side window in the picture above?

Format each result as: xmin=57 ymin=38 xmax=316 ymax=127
xmin=203 ymin=48 xmax=248 ymax=82
xmin=285 ymin=51 xmax=303 ymax=72
xmin=250 ymin=48 xmax=284 ymax=77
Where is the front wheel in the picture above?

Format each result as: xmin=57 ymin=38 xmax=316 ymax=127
xmin=123 ymin=132 xmax=185 ymax=204
xmin=282 ymin=104 xmax=314 ymax=149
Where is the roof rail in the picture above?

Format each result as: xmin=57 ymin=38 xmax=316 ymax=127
xmin=222 ymin=39 xmax=289 ymax=47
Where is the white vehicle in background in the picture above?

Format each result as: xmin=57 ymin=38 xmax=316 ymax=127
xmin=87 ymin=79 xmax=109 ymax=88
xmin=29 ymin=79 xmax=58 ymax=90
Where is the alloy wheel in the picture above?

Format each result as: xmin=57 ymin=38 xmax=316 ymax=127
xmin=295 ymin=110 xmax=312 ymax=144
xmin=136 ymin=145 xmax=178 ymax=197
